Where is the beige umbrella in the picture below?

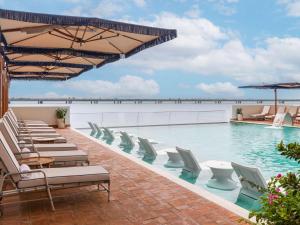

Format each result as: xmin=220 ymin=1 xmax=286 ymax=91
xmin=0 ymin=9 xmax=177 ymax=80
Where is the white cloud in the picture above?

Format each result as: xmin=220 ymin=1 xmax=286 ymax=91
xmin=184 ymin=4 xmax=201 ymax=18
xmin=196 ymin=82 xmax=242 ymax=96
xmin=59 ymin=75 xmax=159 ymax=98
xmin=278 ymin=0 xmax=300 ymax=17
xmin=123 ymin=13 xmax=300 ymax=84
xmin=133 ymin=0 xmax=146 ymax=7
xmin=208 ymin=0 xmax=239 ymax=16
xmin=64 ymin=0 xmax=146 ymax=18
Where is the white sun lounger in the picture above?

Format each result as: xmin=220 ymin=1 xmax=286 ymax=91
xmin=88 ymin=122 xmax=96 ymax=133
xmin=8 ymin=109 xmax=49 ymax=127
xmin=250 ymin=106 xmax=271 ymax=119
xmin=231 ymin=162 xmax=267 ymax=199
xmin=0 ymin=120 xmax=88 ymax=165
xmin=1 ymin=119 xmax=77 ymax=151
xmin=120 ymin=131 xmax=135 ymax=148
xmin=102 ymin=127 xmax=114 ymax=140
xmin=138 ymin=138 xmax=182 ymax=166
xmin=0 ymin=132 xmax=110 ymax=215
xmin=93 ymin=123 xmax=102 ymax=135
xmin=4 ymin=115 xmax=67 ymax=143
xmin=176 ymin=147 xmax=201 ymax=178
xmin=265 ymin=106 xmax=286 ymax=120
xmin=6 ymin=113 xmax=56 ymax=133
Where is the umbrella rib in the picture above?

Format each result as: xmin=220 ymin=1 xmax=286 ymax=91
xmin=48 ymin=32 xmax=75 ymax=42
xmin=85 ymin=34 xmax=119 ymax=43
xmin=70 ymin=26 xmax=80 ymax=48
xmin=1 ymin=24 xmax=55 ymax=33
xmin=105 ymin=29 xmax=144 ymax=43
xmin=84 ymin=28 xmax=110 ymax=42
xmin=53 ymin=28 xmax=77 ymax=41
xmin=10 ymin=54 xmax=26 ymax=61
xmin=105 ymin=39 xmax=123 ymax=54
xmin=9 ymin=31 xmax=49 ymax=46
xmin=81 ymin=57 xmax=98 ymax=66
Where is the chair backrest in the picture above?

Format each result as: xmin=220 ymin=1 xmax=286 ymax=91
xmin=0 ymin=130 xmax=21 ymax=183
xmin=176 ymin=147 xmax=201 ymax=177
xmin=287 ymin=106 xmax=298 ymax=117
xmin=261 ymin=106 xmax=271 ymax=115
xmin=93 ymin=123 xmax=102 ymax=134
xmin=8 ymin=109 xmax=19 ymax=123
xmin=87 ymin=122 xmax=96 ymax=132
xmin=231 ymin=162 xmax=267 ymax=198
xmin=0 ymin=120 xmax=22 ymax=154
xmin=138 ymin=137 xmax=157 ymax=158
xmin=277 ymin=106 xmax=286 ymax=114
xmin=3 ymin=114 xmax=19 ymax=137
xmin=120 ymin=131 xmax=134 ymax=147
xmin=103 ymin=127 xmax=114 ymax=139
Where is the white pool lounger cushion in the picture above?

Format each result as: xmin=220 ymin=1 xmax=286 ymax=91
xmin=231 ymin=162 xmax=267 ymax=199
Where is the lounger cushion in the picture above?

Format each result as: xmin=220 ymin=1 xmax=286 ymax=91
xmin=20 ymin=136 xmax=67 ymax=143
xmin=18 ymin=133 xmax=62 ymax=138
xmin=23 ymin=143 xmax=78 ymax=151
xmin=17 ymin=166 xmax=109 ymax=188
xmin=25 ymin=150 xmax=88 ymax=162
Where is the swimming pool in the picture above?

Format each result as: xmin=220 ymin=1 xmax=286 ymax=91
xmin=82 ymin=122 xmax=299 ymax=211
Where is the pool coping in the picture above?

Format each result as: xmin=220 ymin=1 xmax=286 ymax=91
xmin=72 ymin=127 xmax=254 ymax=222
xmin=231 ymin=120 xmax=300 ymax=128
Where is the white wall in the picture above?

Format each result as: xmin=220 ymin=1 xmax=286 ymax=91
xmin=11 ymin=106 xmax=70 ymax=127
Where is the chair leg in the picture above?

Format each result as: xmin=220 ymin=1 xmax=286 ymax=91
xmin=46 ymin=187 xmax=55 ymax=211
xmin=107 ymin=182 xmax=110 ymax=202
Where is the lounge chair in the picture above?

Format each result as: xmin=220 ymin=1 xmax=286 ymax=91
xmin=93 ymin=123 xmax=102 ymax=135
xmin=4 ymin=115 xmax=67 ymax=143
xmin=231 ymin=162 xmax=267 ymax=199
xmin=138 ymin=137 xmax=157 ymax=160
xmin=0 ymin=120 xmax=88 ymax=166
xmin=6 ymin=113 xmax=56 ymax=133
xmin=176 ymin=147 xmax=201 ymax=178
xmin=119 ymin=131 xmax=135 ymax=148
xmin=88 ymin=122 xmax=96 ymax=133
xmin=8 ymin=109 xmax=49 ymax=127
xmin=1 ymin=118 xmax=77 ymax=151
xmin=138 ymin=138 xmax=182 ymax=166
xmin=102 ymin=127 xmax=114 ymax=140
xmin=250 ymin=106 xmax=271 ymax=119
xmin=265 ymin=106 xmax=286 ymax=120
xmin=0 ymin=132 xmax=110 ymax=215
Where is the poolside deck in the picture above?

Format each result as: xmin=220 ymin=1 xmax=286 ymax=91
xmin=1 ymin=128 xmax=248 ymax=225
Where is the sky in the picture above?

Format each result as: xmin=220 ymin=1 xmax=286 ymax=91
xmin=4 ymin=0 xmax=300 ymax=99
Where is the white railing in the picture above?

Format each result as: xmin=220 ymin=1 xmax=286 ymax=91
xmin=71 ymin=110 xmax=228 ymax=128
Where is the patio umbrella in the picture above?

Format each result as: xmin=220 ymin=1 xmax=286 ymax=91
xmin=0 ymin=9 xmax=177 ymax=80
xmin=239 ymin=82 xmax=300 ymax=114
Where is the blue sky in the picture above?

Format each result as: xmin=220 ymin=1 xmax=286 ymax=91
xmin=4 ymin=0 xmax=300 ymax=99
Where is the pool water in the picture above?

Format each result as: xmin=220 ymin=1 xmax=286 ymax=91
xmin=82 ymin=122 xmax=300 ymax=211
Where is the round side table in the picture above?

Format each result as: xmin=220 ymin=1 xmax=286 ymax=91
xmin=21 ymin=157 xmax=54 ymax=169
xmin=206 ymin=160 xmax=237 ymax=190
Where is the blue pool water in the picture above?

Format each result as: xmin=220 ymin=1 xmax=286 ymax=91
xmin=82 ymin=122 xmax=299 ymax=210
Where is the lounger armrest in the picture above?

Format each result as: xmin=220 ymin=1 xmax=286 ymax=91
xmin=0 ymin=170 xmax=48 ymax=193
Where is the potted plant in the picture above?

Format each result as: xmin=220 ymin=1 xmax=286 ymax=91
xmin=56 ymin=108 xmax=67 ymax=128
xmin=236 ymin=108 xmax=243 ymax=121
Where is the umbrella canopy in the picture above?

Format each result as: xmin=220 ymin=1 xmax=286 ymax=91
xmin=0 ymin=9 xmax=177 ymax=80
xmin=239 ymin=82 xmax=300 ymax=114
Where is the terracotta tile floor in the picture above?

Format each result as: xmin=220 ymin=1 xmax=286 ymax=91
xmin=0 ymin=128 xmax=249 ymax=225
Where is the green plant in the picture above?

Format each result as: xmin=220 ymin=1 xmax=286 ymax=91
xmin=249 ymin=141 xmax=300 ymax=225
xmin=236 ymin=108 xmax=243 ymax=115
xmin=56 ymin=108 xmax=67 ymax=121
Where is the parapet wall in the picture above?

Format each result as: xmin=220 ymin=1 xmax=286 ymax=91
xmin=11 ymin=106 xmax=70 ymax=127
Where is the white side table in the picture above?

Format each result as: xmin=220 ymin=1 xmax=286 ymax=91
xmin=206 ymin=160 xmax=237 ymax=190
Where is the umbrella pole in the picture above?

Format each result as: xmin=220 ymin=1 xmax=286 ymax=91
xmin=274 ymin=88 xmax=277 ymax=114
